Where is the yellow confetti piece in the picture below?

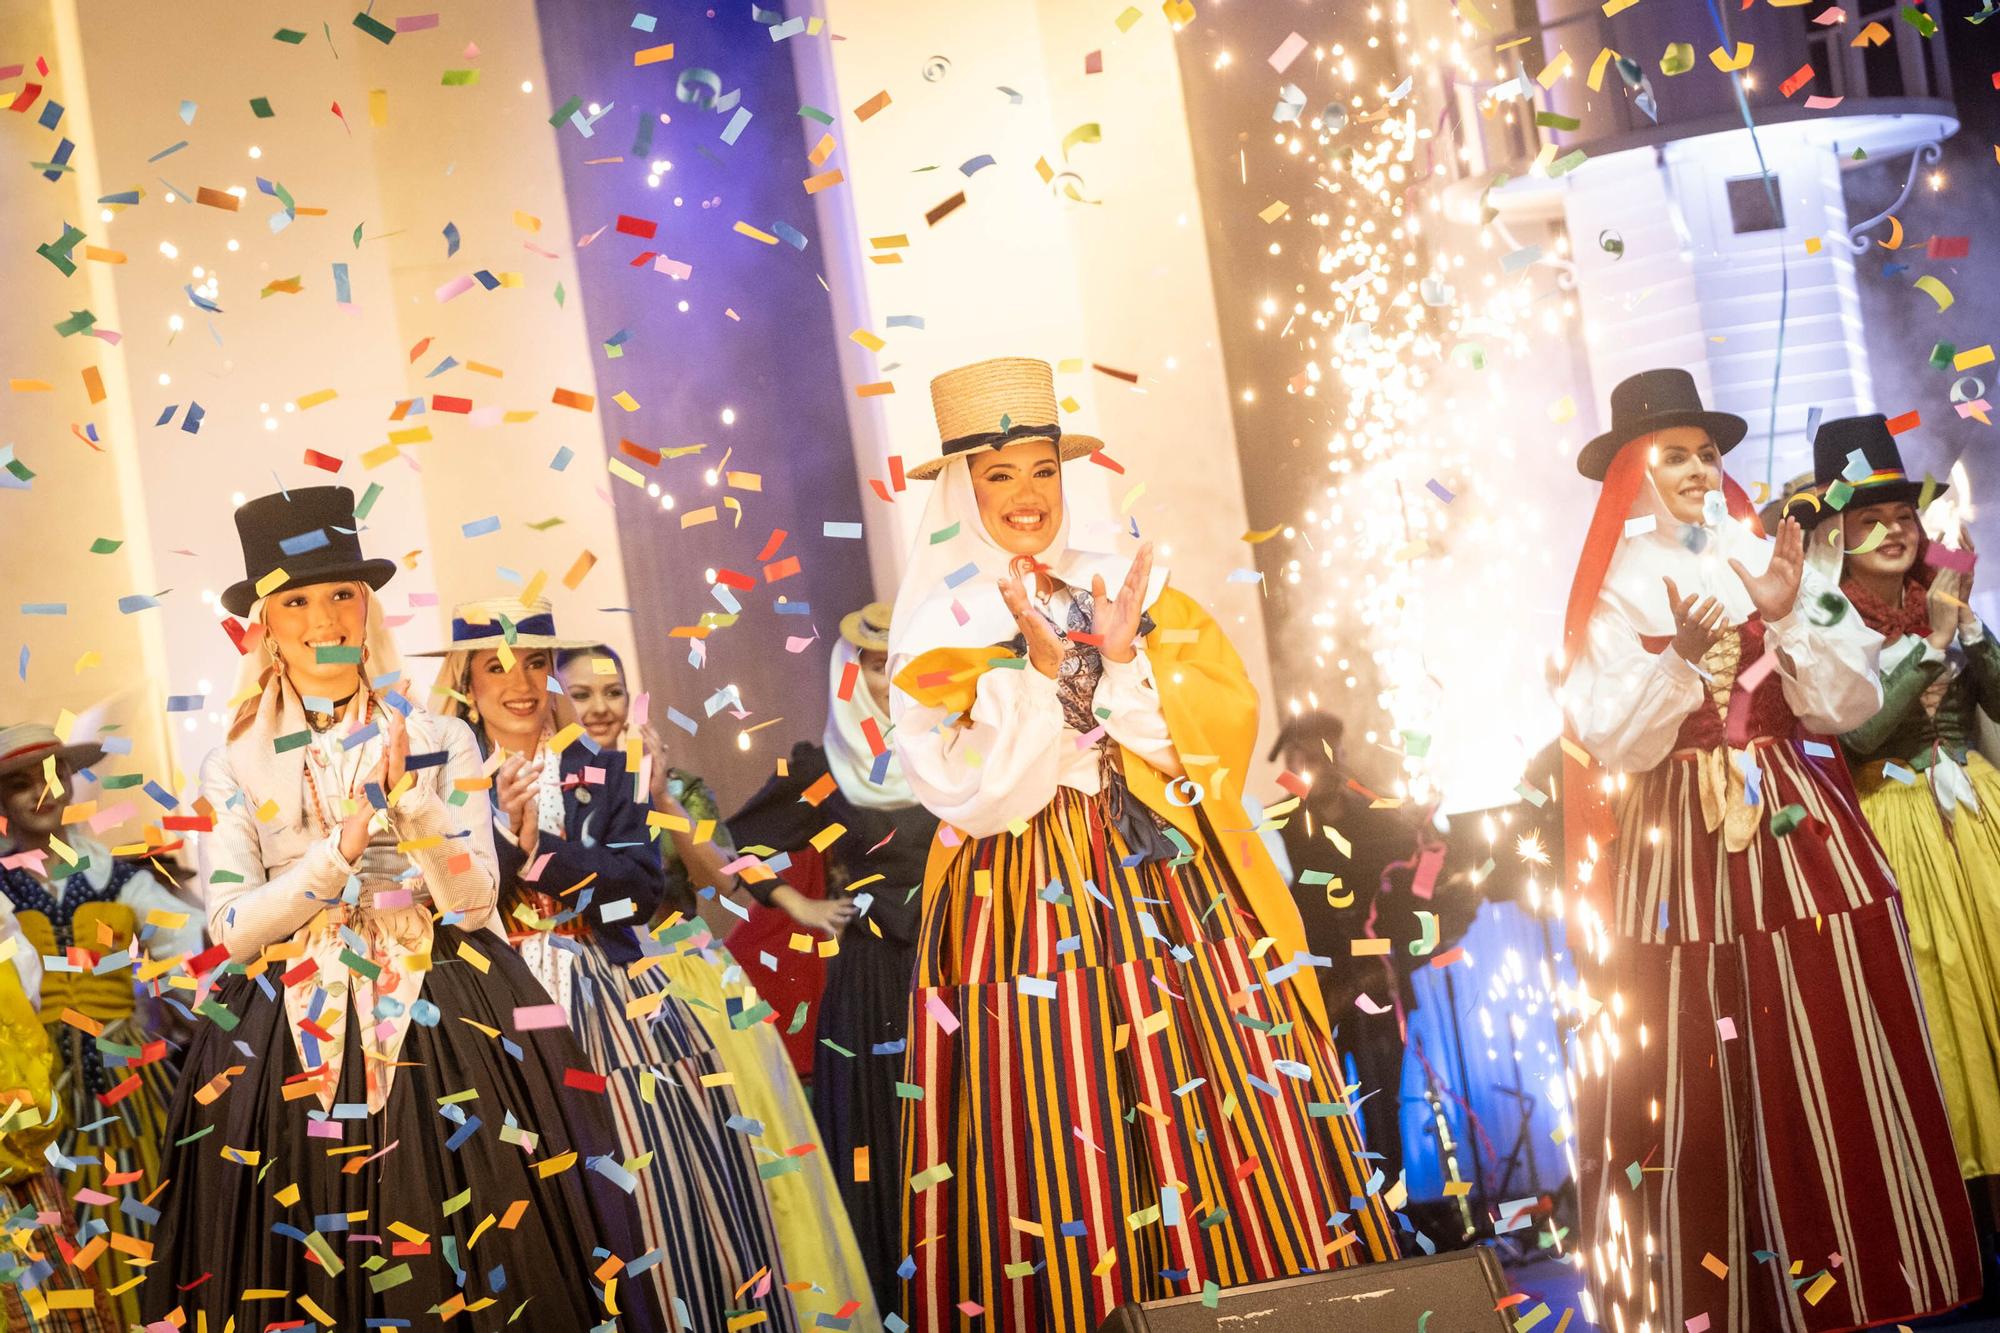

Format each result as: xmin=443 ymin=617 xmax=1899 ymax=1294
xmin=850 ymin=328 xmax=885 ymax=351
xmin=1849 ymin=521 xmax=1890 ymax=554
xmin=1804 ymin=236 xmax=1822 ymax=255
xmin=733 ymin=221 xmax=780 ymax=244
xmin=1242 ymin=523 xmax=1283 ymax=543
xmin=8 ymin=378 xmax=52 ymax=392
xmin=294 ymin=388 xmax=337 ymax=410
xmin=368 ymin=89 xmax=388 ymax=126
xmin=389 ymin=426 xmax=432 ymax=445
xmin=562 ymin=550 xmax=597 ymax=590
xmin=549 ymin=722 xmax=584 ymax=753
xmin=534 ymin=1150 xmax=578 ymax=1178
xmin=1601 ymin=0 xmax=1639 ymax=13
xmin=854 ymin=89 xmax=893 ymax=121
xmin=255 ymin=567 xmax=290 ymax=598
xmin=1587 ymin=46 xmax=1621 ymax=90
xmin=455 ymin=939 xmax=491 ymax=973
xmin=808 ymin=133 xmax=836 ymax=167
xmin=511 ymin=210 xmax=542 ymax=232
xmin=608 ymin=458 xmax=647 ymax=487
xmin=680 ymin=506 xmax=718 ymax=528
xmin=1803 ymin=1272 xmax=1836 ymax=1306
xmin=725 ymin=470 xmax=762 ymax=491
xmin=1954 ymin=345 xmax=1993 ymax=371
xmin=1092 ymin=1247 xmax=1120 ymax=1276
xmin=1709 ymin=41 xmax=1754 ymax=70
xmin=1536 ymin=49 xmax=1573 ymax=87
xmin=1116 ymin=5 xmax=1143 ymax=30
xmin=1549 ymin=394 xmax=1576 ymax=423
xmin=361 ymin=443 xmax=401 ymax=469
xmin=612 ymin=390 xmax=640 ymax=411
xmin=1914 ymin=274 xmax=1954 ymax=311
xmin=1257 ymin=199 xmax=1290 ymax=223
xmin=809 ymin=822 xmax=847 ymax=852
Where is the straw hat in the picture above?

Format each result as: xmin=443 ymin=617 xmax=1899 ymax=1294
xmin=0 ymin=723 xmax=105 ymax=779
xmin=411 ymin=596 xmax=597 ymax=656
xmin=838 ymin=602 xmax=892 ymax=653
xmin=905 ymin=357 xmax=1103 ymax=480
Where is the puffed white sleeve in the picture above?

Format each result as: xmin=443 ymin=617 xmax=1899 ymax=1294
xmin=1766 ymin=583 xmax=1885 ymax=734
xmin=0 ymin=901 xmax=40 ymax=1011
xmin=387 ymin=714 xmax=499 ymax=933
xmin=1094 ymin=648 xmax=1184 ymax=778
xmin=199 ymin=747 xmax=350 ymax=964
xmin=1561 ymin=603 xmax=1707 ymax=774
xmin=892 ymin=663 xmax=1068 ymax=838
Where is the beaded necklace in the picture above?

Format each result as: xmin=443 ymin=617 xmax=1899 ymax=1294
xmin=299 ymin=689 xmax=376 ymax=837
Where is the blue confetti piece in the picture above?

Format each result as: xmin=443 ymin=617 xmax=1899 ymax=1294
xmin=342 ymin=722 xmax=382 ymax=752
xmin=443 ymin=221 xmax=460 ymax=257
xmin=885 ymin=314 xmax=925 ymax=329
xmin=461 ymin=515 xmax=500 ymax=538
xmin=155 ymin=403 xmax=178 ymax=426
xmin=665 ymin=707 xmax=698 ymax=736
xmin=279 ymin=528 xmax=330 ymax=556
xmin=20 ymin=603 xmax=68 ymax=615
xmin=181 ymin=402 xmax=205 ymax=434
xmin=147 ymin=140 xmax=189 ymax=163
xmin=1425 ymin=478 xmax=1455 ymax=503
xmin=425 ymin=356 xmax=459 ymax=378
xmin=711 ymin=583 xmax=742 ymax=614
xmin=41 ymin=138 xmax=73 ymax=183
xmin=472 ymin=269 xmax=499 ymax=290
xmin=16 ymin=646 xmax=25 ymax=681
xmin=822 ymin=520 xmax=862 ymax=539
xmin=443 ymin=1115 xmax=481 ymax=1152
xmin=632 ymin=12 xmax=657 ymax=30
xmin=720 ymin=107 xmax=753 ymax=144
xmin=178 ymin=99 xmax=196 ymax=124
xmin=118 ymin=594 xmax=162 ymax=614
xmin=98 ymin=190 xmax=140 ymax=205
xmin=164 ymin=695 xmax=204 ymax=712
xmin=38 ymin=99 xmax=64 ymax=131
xmin=332 ymin=261 xmax=352 ymax=304
xmin=770 ymin=220 xmax=808 ymax=250
xmin=143 ymin=780 xmax=177 ymax=810
xmin=183 ymin=283 xmax=222 ymax=313
xmin=1059 ymin=1220 xmax=1087 ymax=1238
xmin=1016 ymin=976 xmax=1058 ymax=999
xmin=959 ymin=154 xmax=997 ymax=176
xmin=773 ymin=600 xmax=811 ymax=615
xmin=869 ymin=749 xmax=892 ymax=785
xmin=942 ymin=561 xmax=979 ymax=589
xmin=1226 ymin=567 xmax=1264 ymax=583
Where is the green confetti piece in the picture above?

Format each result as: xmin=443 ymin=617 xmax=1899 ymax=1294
xmin=173 ymin=1122 xmax=218 ymax=1147
xmin=819 ymin=1038 xmax=856 ymax=1058
xmin=250 ymin=96 xmax=275 ymax=118
xmin=1929 ymin=341 xmax=1957 ymax=369
xmin=554 ymin=281 xmax=565 ymax=308
xmin=1534 ymin=111 xmax=1580 ymax=130
xmin=1824 ymin=478 xmax=1854 ymax=510
xmin=37 ymin=222 xmax=86 ymax=276
xmin=729 ymin=999 xmax=774 ymax=1029
xmin=89 ymin=537 xmax=122 ymax=554
xmin=1548 ymin=149 xmax=1590 ymax=177
xmin=786 ymin=1001 xmax=811 ymax=1035
xmin=929 ymin=521 xmax=962 ymax=544
xmin=756 ymin=1156 xmax=804 ymax=1180
xmin=441 ymin=69 xmax=479 ymax=87
xmin=354 ymin=480 xmax=384 ymax=519
xmin=1899 ymin=3 xmax=1937 ymax=34
xmin=54 ymin=308 xmax=97 ymax=337
xmin=100 ymin=773 xmax=142 ymax=789
xmin=1400 ymin=729 xmax=1432 ymax=757
xmin=1660 ymin=41 xmax=1695 ymax=75
xmin=274 ymin=730 xmax=312 ymax=753
xmin=368 ymin=1262 xmax=413 ymax=1291
xmin=797 ymin=103 xmax=835 ymax=124
xmin=1770 ymin=804 xmax=1808 ymax=836
xmin=315 ymin=644 xmax=363 ymax=664
xmin=274 ymin=27 xmax=308 ymax=43
xmin=353 ymin=11 xmax=396 ymax=43
xmin=196 ymin=998 xmax=241 ymax=1032
xmin=339 ymin=948 xmax=383 ymax=981
xmin=1201 ymin=1280 xmax=1220 ymax=1309
xmin=548 ymin=95 xmax=583 ymax=127
xmin=894 ymin=1081 xmax=925 ymax=1100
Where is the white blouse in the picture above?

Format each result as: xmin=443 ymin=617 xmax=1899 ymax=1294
xmin=1562 ymin=597 xmax=1885 ymax=775
xmin=895 ymin=590 xmax=1183 ymax=838
xmin=199 ymin=708 xmax=500 ymax=963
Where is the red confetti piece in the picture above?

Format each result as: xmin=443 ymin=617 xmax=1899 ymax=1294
xmin=564 ymin=1068 xmax=608 ymax=1092
xmin=1779 ymin=63 xmax=1815 ymax=97
xmin=1885 ymin=410 xmax=1920 ymax=434
xmin=615 ymin=214 xmax=659 ymax=239
xmin=431 ymin=394 xmax=472 ymax=413
xmin=302 ymin=449 xmax=343 ymax=472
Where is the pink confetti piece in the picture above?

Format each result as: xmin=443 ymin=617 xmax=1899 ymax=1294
xmin=512 ymin=1003 xmax=570 ymax=1030
xmin=653 ymin=254 xmax=694 ymax=279
xmin=1716 ymin=1017 xmax=1737 ymax=1041
xmin=434 ymin=273 xmax=476 ymax=303
xmin=925 ymin=992 xmax=961 ymax=1035
xmin=395 ymin=13 xmax=440 ymax=31
xmin=1803 ymin=94 xmax=1843 ymax=109
xmin=521 ymin=851 xmax=555 ymax=882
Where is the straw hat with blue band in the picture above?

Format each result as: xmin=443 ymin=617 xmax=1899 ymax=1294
xmin=410 ymin=596 xmax=597 ymax=656
xmin=905 ymin=357 xmax=1103 ymax=480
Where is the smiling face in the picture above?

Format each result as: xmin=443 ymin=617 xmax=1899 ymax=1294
xmin=0 ymin=759 xmax=69 ymax=845
xmin=263 ymin=580 xmax=368 ymax=699
xmin=469 ymin=647 xmax=554 ymax=752
xmin=1647 ymin=426 xmax=1723 ymax=525
xmin=969 ymin=440 xmax=1064 ymax=559
xmin=558 ymin=653 xmax=629 ymax=748
xmin=1842 ymin=498 xmax=1922 ymax=580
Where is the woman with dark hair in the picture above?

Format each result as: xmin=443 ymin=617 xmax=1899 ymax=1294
xmin=427 ymin=599 xmax=813 ymax=1331
xmin=143 ymin=489 xmax=659 ymax=1330
xmin=1558 ymin=375 xmax=1977 ymax=1332
xmin=1807 ymin=416 xmax=2000 ymax=1225
xmin=887 ymin=358 xmax=1391 ymax=1330
xmin=551 ymin=638 xmax=879 ymax=1324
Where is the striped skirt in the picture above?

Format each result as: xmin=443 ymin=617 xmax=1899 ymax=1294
xmin=1 ymin=1173 xmax=118 ymax=1330
xmin=902 ymin=787 xmax=1394 ymax=1333
xmin=518 ymin=935 xmax=797 ymax=1331
xmin=1579 ymin=739 xmax=1979 ymax=1333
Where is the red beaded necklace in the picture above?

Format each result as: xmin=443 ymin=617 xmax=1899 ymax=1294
xmin=299 ymin=690 xmax=375 ymax=837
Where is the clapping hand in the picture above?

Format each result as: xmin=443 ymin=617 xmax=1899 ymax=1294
xmin=1664 ymin=577 xmax=1728 ymax=664
xmin=1091 ymin=542 xmax=1156 ymax=665
xmin=495 ymin=752 xmax=545 ymax=857
xmin=1729 ymin=515 xmax=1804 ymax=624
xmin=998 ymin=574 xmax=1065 ymax=679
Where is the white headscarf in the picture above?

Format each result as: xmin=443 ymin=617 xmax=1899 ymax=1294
xmin=1597 ymin=468 xmax=1772 ymax=638
xmin=823 ymin=637 xmax=916 ymax=810
xmin=885 ymin=454 xmax=1170 ymax=669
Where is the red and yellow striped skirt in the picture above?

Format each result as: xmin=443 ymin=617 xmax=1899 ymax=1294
xmin=901 ymin=786 xmax=1394 ymax=1333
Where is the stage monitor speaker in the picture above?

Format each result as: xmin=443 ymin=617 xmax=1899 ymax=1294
xmin=1097 ymin=1248 xmax=1514 ymax=1331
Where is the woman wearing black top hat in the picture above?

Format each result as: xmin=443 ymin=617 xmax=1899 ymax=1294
xmin=1806 ymin=415 xmax=2000 ymax=1207
xmin=142 ymin=487 xmax=660 ymax=1331
xmin=1557 ymin=374 xmax=1977 ymax=1332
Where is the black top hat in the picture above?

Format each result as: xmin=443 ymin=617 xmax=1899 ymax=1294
xmin=1810 ymin=414 xmax=1943 ymax=511
xmin=1577 ymin=368 xmax=1748 ymax=481
xmin=221 ymin=485 xmax=398 ymax=616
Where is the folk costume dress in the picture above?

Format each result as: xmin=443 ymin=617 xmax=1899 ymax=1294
xmin=1559 ymin=377 xmax=1977 ymax=1333
xmin=0 ymin=898 xmax=118 ymax=1331
xmin=476 ymin=729 xmax=807 ymax=1332
xmin=729 ymin=621 xmax=939 ymax=1316
xmin=1814 ymin=415 xmax=2000 ymax=1183
xmin=886 ymin=359 xmax=1392 ymax=1333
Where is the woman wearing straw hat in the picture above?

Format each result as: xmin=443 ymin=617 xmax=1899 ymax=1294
xmin=142 ymin=488 xmax=660 ymax=1331
xmin=1557 ymin=375 xmax=1977 ymax=1332
xmin=426 ymin=597 xmax=806 ymax=1331
xmin=887 ymin=358 xmax=1393 ymax=1330
xmin=0 ymin=722 xmax=200 ymax=1324
xmin=724 ymin=600 xmax=939 ymax=1315
xmin=1804 ymin=416 xmax=2000 ymax=1244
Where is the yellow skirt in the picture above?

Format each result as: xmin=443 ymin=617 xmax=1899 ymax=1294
xmin=1856 ymin=751 xmax=2000 ymax=1179
xmin=655 ymin=946 xmax=883 ymax=1330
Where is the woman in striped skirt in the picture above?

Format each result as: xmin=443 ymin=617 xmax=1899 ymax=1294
xmin=426 ymin=598 xmax=797 ymax=1331
xmin=1558 ymin=371 xmax=1979 ymax=1332
xmin=887 ymin=359 xmax=1394 ymax=1333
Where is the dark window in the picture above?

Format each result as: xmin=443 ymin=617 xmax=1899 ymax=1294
xmin=1726 ymin=175 xmax=1785 ymax=233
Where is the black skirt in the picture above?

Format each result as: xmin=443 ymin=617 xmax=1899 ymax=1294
xmin=142 ymin=925 xmax=663 ymax=1332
